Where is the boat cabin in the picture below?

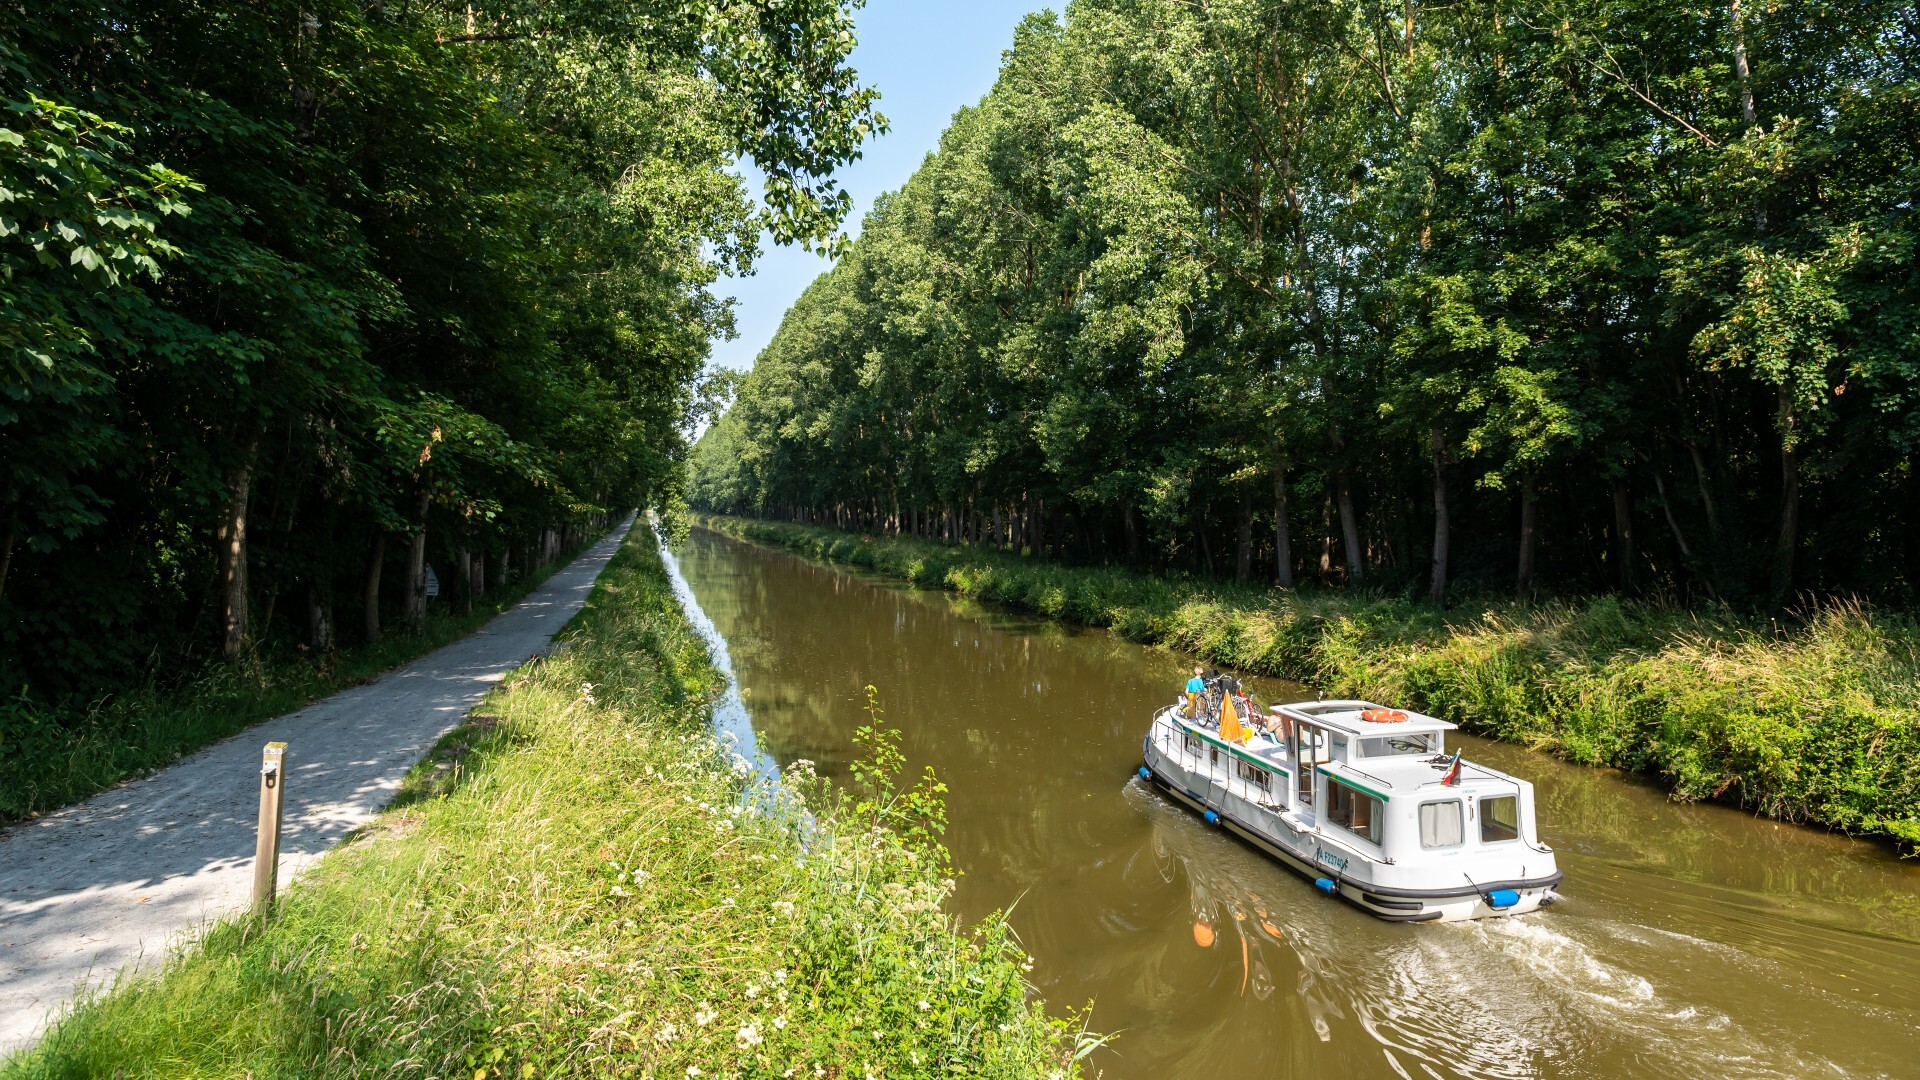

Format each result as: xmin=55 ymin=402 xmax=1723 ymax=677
xmin=1173 ymin=699 xmax=1544 ymax=867
xmin=1144 ymin=695 xmax=1562 ymax=919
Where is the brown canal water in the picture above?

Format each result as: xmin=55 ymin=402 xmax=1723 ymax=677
xmin=667 ymin=528 xmax=1920 ymax=1080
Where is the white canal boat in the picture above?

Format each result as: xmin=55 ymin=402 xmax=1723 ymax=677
xmin=1139 ymin=696 xmax=1562 ymax=922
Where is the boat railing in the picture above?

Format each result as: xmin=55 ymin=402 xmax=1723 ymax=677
xmin=1319 ymin=758 xmax=1397 ymax=795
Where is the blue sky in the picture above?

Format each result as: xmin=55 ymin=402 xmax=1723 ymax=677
xmin=709 ymin=1 xmax=1054 ymax=372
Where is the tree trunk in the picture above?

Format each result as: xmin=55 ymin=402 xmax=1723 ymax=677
xmin=1516 ymin=477 xmax=1538 ymax=593
xmin=1272 ymin=462 xmax=1293 ymax=588
xmin=1335 ymin=470 xmax=1364 ymax=584
xmin=471 ymin=548 xmax=486 ymax=600
xmin=455 ymin=546 xmax=472 ymax=616
xmin=292 ymin=11 xmax=319 ymax=141
xmin=1428 ymin=428 xmax=1449 ymax=606
xmin=1684 ymin=439 xmax=1724 ymax=546
xmin=1124 ymin=505 xmax=1141 ymax=564
xmin=307 ymin=582 xmax=333 ymax=653
xmin=363 ymin=530 xmax=386 ymax=644
xmin=1731 ymin=0 xmax=1758 ymax=127
xmin=1773 ymin=388 xmax=1801 ymax=600
xmin=0 ymin=514 xmax=15 ymax=603
xmin=1611 ymin=477 xmax=1635 ymax=591
xmin=1235 ymin=479 xmax=1253 ymax=582
xmin=217 ymin=444 xmax=259 ymax=659
xmin=1318 ymin=492 xmax=1334 ymax=577
xmin=406 ymin=487 xmax=430 ymax=631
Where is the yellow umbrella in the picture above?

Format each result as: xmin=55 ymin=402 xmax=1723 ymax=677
xmin=1219 ymin=690 xmax=1245 ymax=743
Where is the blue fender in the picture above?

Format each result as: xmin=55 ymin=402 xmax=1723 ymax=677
xmin=1137 ymin=766 xmax=1151 ymax=780
xmin=1314 ymin=877 xmax=1337 ymax=896
xmin=1487 ymin=889 xmax=1521 ymax=910
xmin=1202 ymin=810 xmax=1220 ymax=826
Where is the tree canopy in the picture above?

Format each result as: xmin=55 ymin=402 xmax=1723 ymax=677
xmin=693 ymin=0 xmax=1920 ymax=606
xmin=1 ymin=0 xmax=880 ymax=703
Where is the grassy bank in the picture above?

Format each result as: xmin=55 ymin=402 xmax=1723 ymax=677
xmin=0 ymin=535 xmax=604 ymax=825
xmin=6 ymin=527 xmax=1082 ymax=1078
xmin=696 ymin=513 xmax=1920 ymax=848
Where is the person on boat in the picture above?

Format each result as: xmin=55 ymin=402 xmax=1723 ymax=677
xmin=1184 ymin=666 xmax=1206 ymax=718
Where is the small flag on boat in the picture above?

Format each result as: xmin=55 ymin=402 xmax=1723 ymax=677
xmin=1440 ymin=750 xmax=1463 ymax=785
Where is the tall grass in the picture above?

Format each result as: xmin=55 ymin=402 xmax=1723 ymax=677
xmin=0 ymin=536 xmax=602 ymax=824
xmin=697 ymin=514 xmax=1920 ymax=848
xmin=5 ymin=530 xmax=1084 ymax=1078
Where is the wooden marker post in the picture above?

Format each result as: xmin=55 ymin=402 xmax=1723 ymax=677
xmin=252 ymin=741 xmax=288 ymax=913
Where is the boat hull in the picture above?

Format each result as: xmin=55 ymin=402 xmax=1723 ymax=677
xmin=1140 ymin=716 xmax=1561 ymax=923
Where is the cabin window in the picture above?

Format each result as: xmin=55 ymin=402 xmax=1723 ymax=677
xmin=1357 ymin=733 xmax=1437 ymax=758
xmin=1236 ymin=760 xmax=1270 ymax=790
xmin=1418 ymin=801 xmax=1464 ymax=848
xmin=1183 ymin=733 xmax=1202 ymax=755
xmin=1480 ymin=795 xmax=1520 ymax=843
xmin=1326 ymin=778 xmax=1383 ymax=845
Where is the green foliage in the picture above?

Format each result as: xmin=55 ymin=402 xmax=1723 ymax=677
xmin=6 ymin=530 xmax=1083 ymax=1078
xmin=848 ymin=685 xmax=952 ymax=871
xmin=693 ymin=0 xmax=1920 ymax=607
xmin=0 ymin=0 xmax=881 ymax=802
xmin=699 ymin=512 xmax=1920 ymax=848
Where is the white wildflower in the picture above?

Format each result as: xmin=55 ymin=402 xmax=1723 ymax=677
xmin=686 ymin=1068 xmax=702 ymax=1079
xmin=694 ymin=1004 xmax=717 ymax=1027
xmin=772 ymin=901 xmax=795 ymax=918
xmin=918 ymin=1000 xmax=930 ymax=1012
xmin=736 ymin=1022 xmax=763 ymax=1050
xmin=773 ymin=1014 xmax=787 ymax=1031
xmin=631 ymin=868 xmax=651 ymax=886
xmin=746 ymin=985 xmax=759 ymax=999
xmin=653 ymin=1022 xmax=678 ymax=1045
xmin=609 ymin=885 xmax=630 ymax=898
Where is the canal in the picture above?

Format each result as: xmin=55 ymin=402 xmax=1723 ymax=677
xmin=668 ymin=527 xmax=1920 ymax=1080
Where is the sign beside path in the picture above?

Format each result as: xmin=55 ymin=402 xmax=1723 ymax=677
xmin=0 ymin=515 xmax=636 ymax=1053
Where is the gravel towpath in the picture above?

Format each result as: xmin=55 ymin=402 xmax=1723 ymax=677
xmin=0 ymin=516 xmax=634 ymax=1052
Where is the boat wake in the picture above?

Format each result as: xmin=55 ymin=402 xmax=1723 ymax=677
xmin=1124 ymin=779 xmax=1866 ymax=1080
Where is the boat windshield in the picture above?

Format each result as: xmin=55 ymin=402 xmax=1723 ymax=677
xmin=1355 ymin=732 xmax=1439 ymax=758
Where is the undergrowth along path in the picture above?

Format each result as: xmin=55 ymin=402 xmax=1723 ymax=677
xmin=0 ymin=516 xmax=634 ymax=1053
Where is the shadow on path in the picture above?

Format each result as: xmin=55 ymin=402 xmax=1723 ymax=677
xmin=0 ymin=515 xmax=635 ymax=1053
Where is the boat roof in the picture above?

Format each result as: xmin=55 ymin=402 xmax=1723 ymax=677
xmin=1273 ymin=699 xmax=1457 ymax=738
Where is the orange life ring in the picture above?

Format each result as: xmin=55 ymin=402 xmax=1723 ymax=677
xmin=1360 ymin=709 xmax=1410 ymax=724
